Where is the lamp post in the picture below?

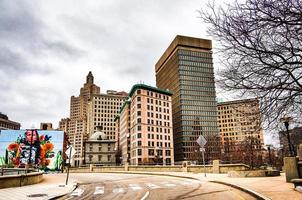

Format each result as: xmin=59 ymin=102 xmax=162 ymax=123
xmin=266 ymin=144 xmax=272 ymax=166
xmin=280 ymin=116 xmax=294 ymax=156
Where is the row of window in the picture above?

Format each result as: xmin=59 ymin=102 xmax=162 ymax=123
xmin=178 ymin=49 xmax=212 ymax=58
xmin=179 ymin=65 xmax=213 ymax=73
xmin=133 ymin=149 xmax=172 ymax=156
xmin=179 ymin=61 xmax=213 ymax=68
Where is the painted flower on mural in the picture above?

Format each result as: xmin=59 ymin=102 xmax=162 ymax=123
xmin=8 ymin=143 xmax=19 ymax=151
xmin=6 ymin=130 xmax=55 ymax=168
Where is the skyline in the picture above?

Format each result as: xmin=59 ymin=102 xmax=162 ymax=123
xmin=1 ymin=0 xmax=225 ymax=129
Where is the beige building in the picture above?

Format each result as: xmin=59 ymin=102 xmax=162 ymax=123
xmin=217 ymin=98 xmax=264 ymax=161
xmin=117 ymin=84 xmax=174 ymax=165
xmin=0 ymin=113 xmax=20 ymax=130
xmin=59 ymin=71 xmax=100 ymax=166
xmin=155 ymin=35 xmax=220 ymax=162
xmin=87 ymin=91 xmax=127 ymax=140
xmin=84 ymin=126 xmax=115 ymax=165
xmin=59 ymin=72 xmax=127 ymax=166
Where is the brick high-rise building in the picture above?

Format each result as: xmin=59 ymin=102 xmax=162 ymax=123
xmin=155 ymin=35 xmax=220 ymax=162
xmin=116 ymin=84 xmax=174 ymax=165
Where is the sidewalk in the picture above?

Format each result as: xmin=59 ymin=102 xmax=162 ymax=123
xmin=161 ymin=172 xmax=302 ymax=200
xmin=0 ymin=173 xmax=76 ymax=200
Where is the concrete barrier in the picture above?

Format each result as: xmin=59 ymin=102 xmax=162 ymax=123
xmin=68 ymin=162 xmax=251 ymax=174
xmin=228 ymin=170 xmax=280 ymax=177
xmin=0 ymin=172 xmax=43 ymax=189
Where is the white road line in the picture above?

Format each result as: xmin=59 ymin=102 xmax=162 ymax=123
xmin=145 ymin=183 xmax=161 ymax=189
xmin=163 ymin=182 xmax=176 ymax=187
xmin=129 ymin=184 xmax=142 ymax=191
xmin=113 ymin=187 xmax=125 ymax=194
xmin=94 ymin=186 xmax=105 ymax=195
xmin=70 ymin=188 xmax=84 ymax=196
xmin=140 ymin=191 xmax=150 ymax=200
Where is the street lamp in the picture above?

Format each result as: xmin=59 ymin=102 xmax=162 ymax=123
xmin=266 ymin=144 xmax=272 ymax=166
xmin=280 ymin=116 xmax=294 ymax=156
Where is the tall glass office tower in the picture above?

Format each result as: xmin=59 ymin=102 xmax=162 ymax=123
xmin=155 ymin=35 xmax=220 ymax=162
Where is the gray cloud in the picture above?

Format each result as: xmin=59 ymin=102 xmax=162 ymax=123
xmin=0 ymin=0 xmax=210 ymax=129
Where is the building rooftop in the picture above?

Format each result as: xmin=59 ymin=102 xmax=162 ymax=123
xmin=128 ymin=84 xmax=173 ymax=97
xmin=155 ymin=35 xmax=212 ymax=73
xmin=217 ymin=98 xmax=258 ymax=106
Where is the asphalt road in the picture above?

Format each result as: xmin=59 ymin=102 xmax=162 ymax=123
xmin=57 ymin=173 xmax=257 ymax=200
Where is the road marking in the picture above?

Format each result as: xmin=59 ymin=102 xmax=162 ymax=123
xmin=94 ymin=186 xmax=105 ymax=195
xmin=113 ymin=187 xmax=125 ymax=194
xmin=162 ymin=182 xmax=176 ymax=187
xmin=140 ymin=191 xmax=150 ymax=200
xmin=129 ymin=184 xmax=142 ymax=191
xmin=70 ymin=188 xmax=84 ymax=196
xmin=145 ymin=183 xmax=161 ymax=189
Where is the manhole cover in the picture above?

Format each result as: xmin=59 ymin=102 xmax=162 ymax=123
xmin=27 ymin=194 xmax=48 ymax=198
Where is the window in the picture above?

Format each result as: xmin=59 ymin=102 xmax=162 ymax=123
xmin=166 ymin=150 xmax=171 ymax=156
xmin=137 ymin=97 xmax=141 ymax=102
xmin=107 ymin=155 xmax=111 ymax=161
xmin=137 ymin=104 xmax=141 ymax=109
xmin=137 ymin=111 xmax=141 ymax=116
xmin=137 ymin=118 xmax=141 ymax=123
xmin=148 ymin=149 xmax=154 ymax=156
xmin=98 ymin=155 xmax=102 ymax=161
xmin=137 ymin=90 xmax=141 ymax=94
xmin=137 ymin=125 xmax=141 ymax=131
xmin=137 ymin=133 xmax=142 ymax=138
xmin=137 ymin=149 xmax=142 ymax=156
xmin=137 ymin=141 xmax=142 ymax=146
xmin=89 ymin=155 xmax=93 ymax=162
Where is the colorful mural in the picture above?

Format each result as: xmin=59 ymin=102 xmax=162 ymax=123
xmin=0 ymin=130 xmax=65 ymax=170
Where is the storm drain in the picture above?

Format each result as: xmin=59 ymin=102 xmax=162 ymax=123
xmin=27 ymin=194 xmax=48 ymax=198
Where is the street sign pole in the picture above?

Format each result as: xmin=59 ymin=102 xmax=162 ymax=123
xmin=66 ymin=146 xmax=72 ymax=185
xmin=201 ymin=148 xmax=206 ymax=177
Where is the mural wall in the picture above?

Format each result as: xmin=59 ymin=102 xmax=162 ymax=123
xmin=0 ymin=130 xmax=64 ymax=170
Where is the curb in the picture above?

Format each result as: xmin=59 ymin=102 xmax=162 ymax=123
xmin=48 ymin=182 xmax=78 ymax=200
xmin=209 ymin=180 xmax=271 ymax=200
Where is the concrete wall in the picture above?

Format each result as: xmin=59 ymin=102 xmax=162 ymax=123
xmin=0 ymin=172 xmax=43 ymax=189
xmin=68 ymin=162 xmax=250 ymax=174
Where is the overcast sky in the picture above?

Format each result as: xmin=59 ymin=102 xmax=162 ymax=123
xmin=1 ymin=0 xmax=221 ymax=128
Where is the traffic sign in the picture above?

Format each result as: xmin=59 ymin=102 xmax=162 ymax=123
xmin=196 ymin=135 xmax=207 ymax=147
xmin=65 ymin=145 xmax=77 ymax=158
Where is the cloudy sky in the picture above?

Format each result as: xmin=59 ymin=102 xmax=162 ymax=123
xmin=1 ymin=0 xmax=226 ymax=129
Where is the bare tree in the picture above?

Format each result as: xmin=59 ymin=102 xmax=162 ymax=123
xmin=235 ymin=136 xmax=264 ymax=168
xmin=199 ymin=0 xmax=302 ymax=128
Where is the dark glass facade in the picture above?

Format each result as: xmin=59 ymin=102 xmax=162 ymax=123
xmin=156 ymin=35 xmax=220 ymax=162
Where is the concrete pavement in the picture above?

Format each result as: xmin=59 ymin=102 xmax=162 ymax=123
xmin=0 ymin=173 xmax=76 ymax=200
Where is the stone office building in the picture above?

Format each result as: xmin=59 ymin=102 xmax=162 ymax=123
xmin=155 ymin=35 xmax=220 ymax=162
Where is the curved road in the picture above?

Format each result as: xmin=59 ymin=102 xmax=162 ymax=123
xmin=57 ymin=173 xmax=256 ymax=200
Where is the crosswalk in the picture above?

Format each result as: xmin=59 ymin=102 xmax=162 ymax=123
xmin=68 ymin=180 xmax=199 ymax=198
